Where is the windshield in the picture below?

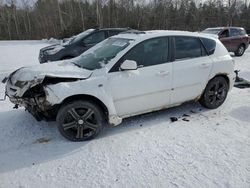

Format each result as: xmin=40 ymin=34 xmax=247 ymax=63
xmin=70 ymin=29 xmax=95 ymax=44
xmin=73 ymin=38 xmax=133 ymax=70
xmin=202 ymin=29 xmax=222 ymax=35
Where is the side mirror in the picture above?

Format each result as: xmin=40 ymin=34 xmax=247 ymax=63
xmin=120 ymin=60 xmax=138 ymax=71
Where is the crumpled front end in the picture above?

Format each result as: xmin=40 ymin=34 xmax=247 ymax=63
xmin=5 ymin=76 xmax=57 ymax=121
xmin=4 ymin=64 xmax=92 ymax=121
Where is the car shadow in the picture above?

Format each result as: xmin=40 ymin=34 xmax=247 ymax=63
xmin=99 ymin=102 xmax=208 ymax=140
xmin=0 ymin=101 xmax=207 ymax=173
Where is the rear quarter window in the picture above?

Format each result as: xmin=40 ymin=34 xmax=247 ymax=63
xmin=200 ymin=38 xmax=216 ymax=56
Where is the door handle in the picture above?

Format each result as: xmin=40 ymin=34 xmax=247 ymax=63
xmin=156 ymin=71 xmax=170 ymax=76
xmin=200 ymin=63 xmax=210 ymax=68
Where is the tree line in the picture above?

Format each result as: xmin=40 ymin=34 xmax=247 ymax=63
xmin=0 ymin=0 xmax=249 ymax=40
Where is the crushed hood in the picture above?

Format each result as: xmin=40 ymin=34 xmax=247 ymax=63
xmin=11 ymin=61 xmax=92 ymax=82
xmin=6 ymin=61 xmax=92 ymax=98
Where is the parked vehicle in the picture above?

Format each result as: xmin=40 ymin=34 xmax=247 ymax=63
xmin=247 ymin=29 xmax=250 ymax=43
xmin=246 ymin=29 xmax=250 ymax=36
xmin=4 ymin=31 xmax=235 ymax=141
xmin=39 ymin=28 xmax=130 ymax=63
xmin=202 ymin=27 xmax=249 ymax=56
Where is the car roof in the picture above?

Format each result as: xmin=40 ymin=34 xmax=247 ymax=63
xmin=97 ymin=28 xmax=130 ymax=31
xmin=205 ymin=27 xmax=245 ymax=30
xmin=112 ymin=30 xmax=218 ymax=41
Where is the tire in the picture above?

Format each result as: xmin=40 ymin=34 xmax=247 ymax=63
xmin=56 ymin=100 xmax=105 ymax=141
xmin=199 ymin=76 xmax=229 ymax=109
xmin=234 ymin=44 xmax=245 ymax=56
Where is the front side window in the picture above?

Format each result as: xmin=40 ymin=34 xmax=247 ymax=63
xmin=84 ymin=31 xmax=105 ymax=45
xmin=175 ymin=36 xmax=206 ymax=60
xmin=73 ymin=38 xmax=132 ymax=70
xmin=220 ymin=29 xmax=229 ymax=38
xmin=121 ymin=37 xmax=169 ymax=67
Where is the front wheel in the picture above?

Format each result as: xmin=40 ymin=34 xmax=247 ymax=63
xmin=234 ymin=45 xmax=245 ymax=56
xmin=199 ymin=77 xmax=229 ymax=109
xmin=56 ymin=100 xmax=104 ymax=141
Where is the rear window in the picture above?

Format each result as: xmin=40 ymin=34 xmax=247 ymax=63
xmin=200 ymin=38 xmax=216 ymax=56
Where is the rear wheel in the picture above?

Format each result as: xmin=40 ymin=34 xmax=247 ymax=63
xmin=56 ymin=100 xmax=104 ymax=141
xmin=234 ymin=44 xmax=245 ymax=56
xmin=199 ymin=77 xmax=229 ymax=109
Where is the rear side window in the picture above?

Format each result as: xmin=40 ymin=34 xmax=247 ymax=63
xmin=239 ymin=29 xmax=246 ymax=35
xmin=175 ymin=36 xmax=206 ymax=60
xmin=230 ymin=28 xmax=240 ymax=37
xmin=200 ymin=38 xmax=216 ymax=56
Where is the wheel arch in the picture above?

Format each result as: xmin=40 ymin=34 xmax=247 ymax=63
xmin=212 ymin=74 xmax=230 ymax=86
xmin=59 ymin=94 xmax=109 ymax=119
xmin=198 ymin=73 xmax=230 ymax=101
xmin=240 ymin=43 xmax=246 ymax=48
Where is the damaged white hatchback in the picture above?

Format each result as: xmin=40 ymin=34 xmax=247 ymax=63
xmin=3 ymin=31 xmax=235 ymax=141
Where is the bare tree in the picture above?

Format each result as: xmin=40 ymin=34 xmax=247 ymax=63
xmin=0 ymin=0 xmax=249 ymax=40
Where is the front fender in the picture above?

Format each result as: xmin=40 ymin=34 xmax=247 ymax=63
xmin=44 ymin=77 xmax=121 ymax=125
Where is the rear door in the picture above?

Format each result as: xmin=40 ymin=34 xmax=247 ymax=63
xmin=229 ymin=28 xmax=241 ymax=51
xmin=171 ymin=36 xmax=213 ymax=104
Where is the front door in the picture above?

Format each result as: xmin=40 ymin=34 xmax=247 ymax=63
xmin=108 ymin=37 xmax=173 ymax=117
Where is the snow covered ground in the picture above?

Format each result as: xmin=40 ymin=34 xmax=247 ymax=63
xmin=0 ymin=41 xmax=249 ymax=188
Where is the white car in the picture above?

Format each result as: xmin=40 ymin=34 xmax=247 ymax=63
xmin=4 ymin=30 xmax=235 ymax=141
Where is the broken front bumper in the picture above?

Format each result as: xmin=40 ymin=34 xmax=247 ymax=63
xmin=5 ymin=78 xmax=56 ymax=121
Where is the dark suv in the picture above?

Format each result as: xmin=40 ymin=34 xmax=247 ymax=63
xmin=202 ymin=27 xmax=250 ymax=56
xmin=39 ymin=28 xmax=130 ymax=63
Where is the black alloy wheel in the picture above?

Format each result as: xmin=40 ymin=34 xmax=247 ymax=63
xmin=57 ymin=100 xmax=104 ymax=141
xmin=199 ymin=77 xmax=229 ymax=109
